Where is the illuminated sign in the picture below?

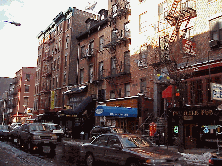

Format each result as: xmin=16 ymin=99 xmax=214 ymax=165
xmin=174 ymin=126 xmax=178 ymax=133
xmin=211 ymin=83 xmax=222 ymax=101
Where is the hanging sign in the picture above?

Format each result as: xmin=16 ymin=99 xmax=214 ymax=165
xmin=211 ymin=83 xmax=222 ymax=101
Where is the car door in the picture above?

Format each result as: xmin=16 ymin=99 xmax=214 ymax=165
xmin=104 ymin=135 xmax=124 ymax=164
xmin=90 ymin=135 xmax=109 ymax=162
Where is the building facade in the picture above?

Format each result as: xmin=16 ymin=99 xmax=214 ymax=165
xmin=35 ymin=7 xmax=96 ymax=124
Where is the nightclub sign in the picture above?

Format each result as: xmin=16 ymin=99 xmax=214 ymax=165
xmin=211 ymin=83 xmax=222 ymax=101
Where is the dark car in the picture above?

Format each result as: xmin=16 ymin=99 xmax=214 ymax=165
xmin=89 ymin=126 xmax=124 ymax=141
xmin=0 ymin=125 xmax=10 ymax=141
xmin=79 ymin=133 xmax=186 ymax=166
xmin=18 ymin=123 xmax=57 ymax=153
xmin=209 ymin=150 xmax=222 ymax=166
xmin=9 ymin=125 xmax=21 ymax=143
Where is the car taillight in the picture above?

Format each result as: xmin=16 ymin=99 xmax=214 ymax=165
xmin=209 ymin=158 xmax=214 ymax=165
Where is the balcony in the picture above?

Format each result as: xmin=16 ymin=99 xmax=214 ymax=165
xmin=104 ymin=30 xmax=131 ymax=49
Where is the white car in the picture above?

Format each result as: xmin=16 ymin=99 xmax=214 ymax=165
xmin=43 ymin=123 xmax=64 ymax=141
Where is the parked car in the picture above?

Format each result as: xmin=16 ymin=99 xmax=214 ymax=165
xmin=9 ymin=125 xmax=21 ymax=143
xmin=89 ymin=126 xmax=124 ymax=141
xmin=79 ymin=133 xmax=187 ymax=166
xmin=209 ymin=150 xmax=222 ymax=166
xmin=43 ymin=123 xmax=64 ymax=141
xmin=0 ymin=125 xmax=10 ymax=141
xmin=17 ymin=123 xmax=57 ymax=153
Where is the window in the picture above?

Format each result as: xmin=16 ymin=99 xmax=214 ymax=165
xmin=98 ymin=89 xmax=105 ymax=102
xmin=107 ymin=136 xmax=121 ymax=148
xmin=26 ymin=74 xmax=30 ymax=81
xmin=65 ymin=53 xmax=68 ymax=67
xmin=25 ymin=85 xmax=29 ymax=92
xmin=111 ymin=29 xmax=118 ymax=41
xmin=139 ymin=12 xmax=148 ymax=33
xmin=89 ymin=41 xmax=94 ymax=56
xmin=81 ymin=46 xmax=85 ymax=59
xmin=54 ymin=60 xmax=56 ymax=70
xmin=89 ymin=65 xmax=93 ymax=83
xmin=66 ymin=37 xmax=69 ymax=48
xmin=80 ymin=69 xmax=84 ymax=84
xmin=124 ymin=51 xmax=130 ymax=73
xmin=64 ymin=72 xmax=66 ymax=83
xmin=140 ymin=78 xmax=146 ymax=93
xmin=24 ymin=97 xmax=29 ymax=106
xmin=125 ymin=83 xmax=130 ymax=97
xmin=111 ymin=57 xmax=116 ymax=75
xmin=67 ymin=18 xmax=70 ymax=29
xmin=110 ymin=90 xmax=115 ymax=99
xmin=92 ymin=135 xmax=109 ymax=146
xmin=210 ymin=16 xmax=222 ymax=41
xmin=99 ymin=62 xmax=104 ymax=79
xmin=57 ymin=57 xmax=60 ymax=70
xmin=56 ymin=76 xmax=58 ymax=87
xmin=124 ymin=22 xmax=131 ymax=38
xmin=112 ymin=4 xmax=118 ymax=16
xmin=99 ymin=36 xmax=104 ymax=51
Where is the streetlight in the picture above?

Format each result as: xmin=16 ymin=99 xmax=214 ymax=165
xmin=3 ymin=21 xmax=21 ymax=26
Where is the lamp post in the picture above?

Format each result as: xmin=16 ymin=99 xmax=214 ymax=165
xmin=3 ymin=21 xmax=21 ymax=26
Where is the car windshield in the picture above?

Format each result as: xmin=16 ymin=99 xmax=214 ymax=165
xmin=121 ymin=135 xmax=153 ymax=148
xmin=0 ymin=125 xmax=8 ymax=130
xmin=30 ymin=124 xmax=45 ymax=131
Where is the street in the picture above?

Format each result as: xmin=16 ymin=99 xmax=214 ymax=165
xmin=0 ymin=139 xmax=212 ymax=166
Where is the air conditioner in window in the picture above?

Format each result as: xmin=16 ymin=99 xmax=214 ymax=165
xmin=209 ymin=40 xmax=219 ymax=48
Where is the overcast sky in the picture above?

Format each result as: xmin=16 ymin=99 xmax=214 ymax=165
xmin=0 ymin=0 xmax=107 ymax=78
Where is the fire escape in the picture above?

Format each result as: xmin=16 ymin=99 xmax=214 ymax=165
xmin=152 ymin=0 xmax=197 ymax=77
xmin=103 ymin=0 xmax=131 ymax=90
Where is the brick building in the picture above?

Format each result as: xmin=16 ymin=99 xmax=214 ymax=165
xmin=64 ymin=0 xmax=157 ymax=135
xmin=35 ymin=7 xmax=96 ymax=124
xmin=153 ymin=0 xmax=222 ymax=149
xmin=9 ymin=67 xmax=36 ymax=123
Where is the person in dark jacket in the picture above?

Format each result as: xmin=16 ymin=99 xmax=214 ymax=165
xmin=154 ymin=130 xmax=161 ymax=146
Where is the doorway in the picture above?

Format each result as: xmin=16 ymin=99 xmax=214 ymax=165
xmin=184 ymin=124 xmax=198 ymax=149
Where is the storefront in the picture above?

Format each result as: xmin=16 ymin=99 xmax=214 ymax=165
xmin=95 ymin=105 xmax=138 ymax=133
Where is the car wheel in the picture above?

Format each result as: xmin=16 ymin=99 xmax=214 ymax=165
xmin=86 ymin=153 xmax=94 ymax=166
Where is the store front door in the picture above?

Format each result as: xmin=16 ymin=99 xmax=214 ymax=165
xmin=184 ymin=124 xmax=198 ymax=149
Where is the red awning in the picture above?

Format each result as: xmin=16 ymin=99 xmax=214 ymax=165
xmin=162 ymin=85 xmax=172 ymax=98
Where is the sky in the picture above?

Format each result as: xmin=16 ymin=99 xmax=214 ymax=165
xmin=0 ymin=0 xmax=107 ymax=78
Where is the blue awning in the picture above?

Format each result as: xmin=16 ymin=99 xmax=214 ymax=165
xmin=95 ymin=106 xmax=137 ymax=117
